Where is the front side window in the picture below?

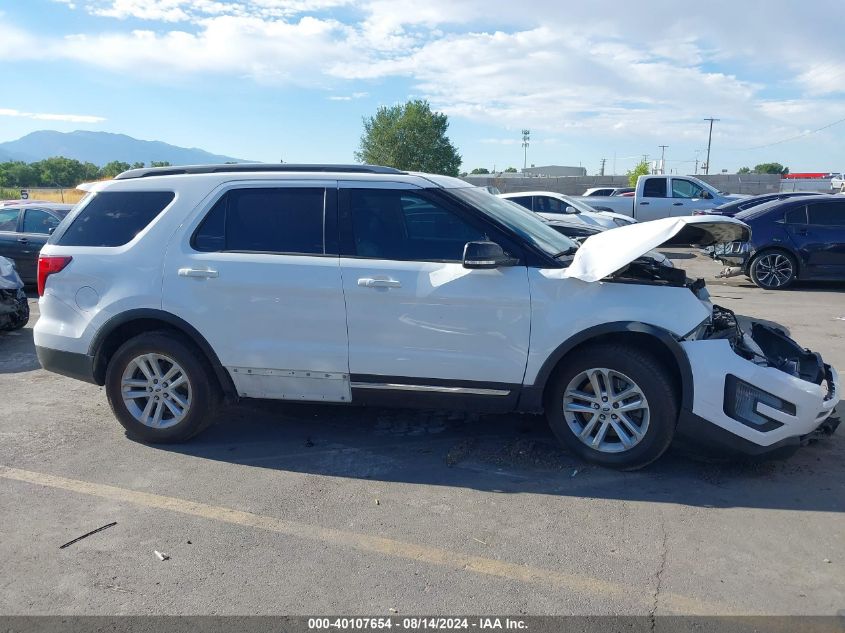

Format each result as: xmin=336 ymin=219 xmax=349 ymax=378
xmin=671 ymin=179 xmax=705 ymax=199
xmin=642 ymin=178 xmax=667 ymax=198
xmin=349 ymin=189 xmax=487 ymax=261
xmin=0 ymin=209 xmax=19 ymax=232
xmin=807 ymin=202 xmax=845 ymax=226
xmin=534 ymin=196 xmax=565 ymax=213
xmin=23 ymin=209 xmax=61 ymax=234
xmin=57 ymin=191 xmax=174 ymax=247
xmin=193 ymin=187 xmax=325 ymax=254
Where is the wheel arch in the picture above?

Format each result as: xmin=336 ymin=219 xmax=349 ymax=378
xmin=89 ymin=308 xmax=237 ymax=400
xmin=518 ymin=322 xmax=693 ymax=413
xmin=749 ymin=245 xmax=802 ymax=277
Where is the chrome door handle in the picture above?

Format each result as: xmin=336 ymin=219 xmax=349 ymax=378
xmin=639 ymin=201 xmax=649 ymax=205
xmin=358 ymin=277 xmax=401 ymax=288
xmin=178 ymin=268 xmax=218 ymax=278
xmin=672 ymin=202 xmax=684 ymax=206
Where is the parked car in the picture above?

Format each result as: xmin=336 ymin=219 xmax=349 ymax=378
xmin=582 ymin=187 xmax=635 ymax=197
xmin=832 ymin=174 xmax=845 ymax=191
xmin=692 ymin=191 xmax=824 ymax=217
xmin=34 ymin=164 xmax=839 ymax=469
xmin=574 ymin=175 xmax=744 ymax=221
xmin=0 ymin=203 xmax=73 ymax=283
xmin=713 ymin=195 xmax=845 ymax=289
xmin=0 ymin=255 xmax=29 ymax=331
xmin=498 ymin=191 xmax=636 ymax=229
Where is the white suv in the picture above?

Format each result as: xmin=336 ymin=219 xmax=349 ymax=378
xmin=34 ymin=164 xmax=840 ymax=469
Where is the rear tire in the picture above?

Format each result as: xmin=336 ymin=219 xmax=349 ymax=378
xmin=749 ymin=250 xmax=797 ymax=290
xmin=105 ymin=331 xmax=219 ymax=443
xmin=544 ymin=343 xmax=678 ymax=470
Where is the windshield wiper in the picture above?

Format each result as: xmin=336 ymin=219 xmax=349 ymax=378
xmin=551 ymin=246 xmax=579 ymax=258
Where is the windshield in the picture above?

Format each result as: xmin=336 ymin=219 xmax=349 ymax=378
xmin=449 ymin=187 xmax=578 ymax=258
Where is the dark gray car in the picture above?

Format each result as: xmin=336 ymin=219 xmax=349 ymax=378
xmin=0 ymin=203 xmax=72 ymax=283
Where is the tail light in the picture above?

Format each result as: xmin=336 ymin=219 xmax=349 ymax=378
xmin=37 ymin=256 xmax=72 ymax=296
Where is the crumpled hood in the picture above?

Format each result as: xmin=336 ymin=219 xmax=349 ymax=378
xmin=562 ymin=216 xmax=750 ymax=283
xmin=0 ymin=256 xmax=24 ymax=291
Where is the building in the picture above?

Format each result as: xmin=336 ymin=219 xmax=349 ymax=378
xmin=521 ymin=165 xmax=587 ymax=177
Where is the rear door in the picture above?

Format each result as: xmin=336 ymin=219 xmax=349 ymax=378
xmin=338 ymin=183 xmax=530 ymax=403
xmin=636 ymin=177 xmax=670 ymax=221
xmin=799 ymin=200 xmax=845 ymax=276
xmin=162 ymin=181 xmax=351 ymax=402
xmin=17 ymin=208 xmax=63 ymax=282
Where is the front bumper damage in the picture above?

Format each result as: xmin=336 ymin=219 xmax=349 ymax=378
xmin=0 ymin=288 xmax=29 ymax=331
xmin=678 ymin=305 xmax=840 ymax=455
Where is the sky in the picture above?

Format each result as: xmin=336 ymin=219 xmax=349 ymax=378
xmin=0 ymin=0 xmax=843 ymax=174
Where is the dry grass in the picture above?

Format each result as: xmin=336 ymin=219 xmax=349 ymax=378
xmin=0 ymin=188 xmax=87 ymax=204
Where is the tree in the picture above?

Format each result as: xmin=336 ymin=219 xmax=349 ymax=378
xmin=753 ymin=162 xmax=788 ymax=175
xmin=32 ymin=156 xmax=88 ymax=188
xmin=504 ymin=167 xmax=518 ymax=173
xmin=355 ymin=99 xmax=462 ymax=176
xmin=101 ymin=161 xmax=131 ymax=178
xmin=150 ymin=161 xmax=171 ymax=167
xmin=131 ymin=162 xmax=145 ymax=169
xmin=0 ymin=161 xmax=38 ymax=187
xmin=626 ymin=159 xmax=650 ymax=186
xmin=470 ymin=168 xmax=490 ymax=175
xmin=737 ymin=166 xmax=752 ymax=174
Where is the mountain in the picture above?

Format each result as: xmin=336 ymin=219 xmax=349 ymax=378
xmin=0 ymin=130 xmax=247 ymax=165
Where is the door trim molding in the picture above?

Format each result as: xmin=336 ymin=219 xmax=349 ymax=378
xmin=350 ymin=382 xmax=510 ymax=396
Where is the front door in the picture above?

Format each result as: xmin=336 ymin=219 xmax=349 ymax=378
xmin=338 ymin=183 xmax=531 ymax=404
xmin=669 ymin=178 xmax=717 ymax=216
xmin=163 ymin=181 xmax=351 ymax=402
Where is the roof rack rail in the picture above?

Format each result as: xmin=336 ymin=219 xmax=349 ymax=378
xmin=113 ymin=163 xmax=405 ymax=180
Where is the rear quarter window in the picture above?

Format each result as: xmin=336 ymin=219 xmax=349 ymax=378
xmin=56 ymin=191 xmax=174 ymax=247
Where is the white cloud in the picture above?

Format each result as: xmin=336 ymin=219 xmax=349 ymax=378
xmin=16 ymin=0 xmax=845 ymax=153
xmin=328 ymin=91 xmax=369 ymax=100
xmin=0 ymin=108 xmax=105 ymax=123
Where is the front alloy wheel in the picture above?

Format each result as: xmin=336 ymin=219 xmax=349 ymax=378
xmin=750 ymin=252 xmax=796 ymax=289
xmin=563 ymin=368 xmax=650 ymax=453
xmin=545 ymin=343 xmax=678 ymax=470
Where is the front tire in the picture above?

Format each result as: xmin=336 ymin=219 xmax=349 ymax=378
xmin=749 ymin=250 xmax=797 ymax=290
xmin=545 ymin=343 xmax=678 ymax=470
xmin=105 ymin=331 xmax=219 ymax=443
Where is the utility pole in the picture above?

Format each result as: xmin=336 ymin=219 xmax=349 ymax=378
xmin=658 ymin=145 xmax=668 ymax=174
xmin=521 ymin=129 xmax=530 ymax=170
xmin=703 ymin=118 xmax=719 ymax=175
xmin=599 ymin=158 xmax=606 ymax=176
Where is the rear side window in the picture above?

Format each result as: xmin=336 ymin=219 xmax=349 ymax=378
xmin=807 ymin=202 xmax=845 ymax=226
xmin=57 ymin=191 xmax=174 ymax=247
xmin=193 ymin=187 xmax=325 ymax=254
xmin=507 ymin=196 xmax=533 ymax=211
xmin=642 ymin=178 xmax=667 ymax=198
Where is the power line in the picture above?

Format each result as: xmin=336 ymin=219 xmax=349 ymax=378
xmin=733 ymin=116 xmax=845 ymax=151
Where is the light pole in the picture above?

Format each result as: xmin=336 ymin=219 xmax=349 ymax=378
xmin=703 ymin=118 xmax=719 ymax=175
xmin=658 ymin=145 xmax=668 ymax=174
xmin=521 ymin=129 xmax=530 ymax=170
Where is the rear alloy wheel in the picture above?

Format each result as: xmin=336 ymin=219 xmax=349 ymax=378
xmin=545 ymin=344 xmax=678 ymax=470
xmin=749 ymin=251 xmax=797 ymax=289
xmin=106 ymin=332 xmax=219 ymax=443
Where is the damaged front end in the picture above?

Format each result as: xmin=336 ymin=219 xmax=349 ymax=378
xmin=681 ymin=305 xmax=840 ymax=450
xmin=0 ymin=256 xmax=29 ymax=332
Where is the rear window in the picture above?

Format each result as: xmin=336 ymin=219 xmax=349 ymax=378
xmin=57 ymin=191 xmax=174 ymax=247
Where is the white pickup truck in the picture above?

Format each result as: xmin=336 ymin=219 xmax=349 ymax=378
xmin=575 ymin=175 xmax=744 ymax=221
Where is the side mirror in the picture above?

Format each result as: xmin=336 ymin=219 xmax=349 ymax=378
xmin=463 ymin=241 xmax=517 ymax=269
xmin=565 ymin=206 xmax=580 ymax=214
xmin=48 ymin=227 xmax=56 ymax=235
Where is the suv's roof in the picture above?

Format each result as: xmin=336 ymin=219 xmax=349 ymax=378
xmin=114 ymin=163 xmax=405 ymax=180
xmin=79 ymin=164 xmax=471 ymax=193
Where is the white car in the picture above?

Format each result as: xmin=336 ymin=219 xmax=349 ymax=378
xmin=831 ymin=174 xmax=845 ymax=192
xmin=34 ymin=164 xmax=840 ymax=469
xmin=498 ymin=191 xmax=636 ymax=229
